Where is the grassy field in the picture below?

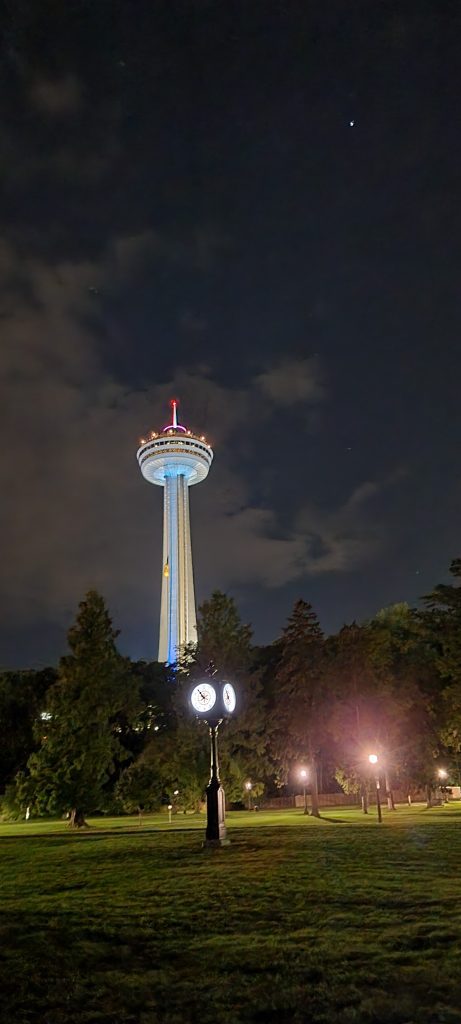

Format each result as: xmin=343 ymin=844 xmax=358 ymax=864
xmin=2 ymin=805 xmax=461 ymax=1023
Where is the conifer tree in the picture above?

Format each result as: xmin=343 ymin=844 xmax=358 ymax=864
xmin=423 ymin=559 xmax=461 ymax=774
xmin=272 ymin=599 xmax=325 ymax=816
xmin=195 ymin=590 xmax=253 ymax=674
xmin=423 ymin=559 xmax=461 ymax=683
xmin=174 ymin=591 xmax=271 ymax=800
xmin=23 ymin=591 xmax=139 ymax=826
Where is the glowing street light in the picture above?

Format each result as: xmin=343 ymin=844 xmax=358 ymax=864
xmin=368 ymin=753 xmax=382 ymax=823
xmin=245 ymin=780 xmax=252 ymax=811
xmin=299 ymin=768 xmax=308 ymax=815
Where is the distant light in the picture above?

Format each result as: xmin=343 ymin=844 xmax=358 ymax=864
xmin=349 ymin=120 xmax=355 ymax=127
xmin=154 ymin=725 xmax=159 ymax=732
xmin=299 ymin=768 xmax=308 ymax=780
xmin=200 ymin=436 xmax=205 ymax=441
xmin=245 ymin=780 xmax=252 ymax=791
xmin=173 ymin=789 xmax=179 ymax=796
xmin=438 ymin=768 xmax=448 ymax=779
xmin=368 ymin=753 xmax=378 ymax=765
xmin=40 ymin=711 xmax=52 ymax=721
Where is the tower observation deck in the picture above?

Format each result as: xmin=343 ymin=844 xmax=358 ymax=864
xmin=136 ymin=400 xmax=213 ymax=663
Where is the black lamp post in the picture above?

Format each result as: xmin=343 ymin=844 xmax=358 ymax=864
xmin=190 ymin=677 xmax=236 ymax=847
xmin=299 ymin=768 xmax=308 ymax=815
xmin=368 ymin=753 xmax=382 ymax=823
xmin=438 ymin=768 xmax=448 ymax=804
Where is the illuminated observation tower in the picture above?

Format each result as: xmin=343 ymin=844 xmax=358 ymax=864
xmin=136 ymin=400 xmax=213 ymax=664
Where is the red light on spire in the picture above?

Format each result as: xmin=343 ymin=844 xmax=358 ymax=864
xmin=163 ymin=398 xmax=185 ymax=433
xmin=170 ymin=398 xmax=178 ymax=428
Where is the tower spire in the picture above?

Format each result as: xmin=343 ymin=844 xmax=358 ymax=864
xmin=163 ymin=398 xmax=185 ymax=433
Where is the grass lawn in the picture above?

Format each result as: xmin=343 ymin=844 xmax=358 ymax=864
xmin=1 ymin=804 xmax=461 ymax=1023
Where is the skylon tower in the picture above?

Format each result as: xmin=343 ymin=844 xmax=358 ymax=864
xmin=137 ymin=400 xmax=213 ymax=663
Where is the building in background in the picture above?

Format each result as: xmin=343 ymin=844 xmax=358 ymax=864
xmin=137 ymin=400 xmax=213 ymax=663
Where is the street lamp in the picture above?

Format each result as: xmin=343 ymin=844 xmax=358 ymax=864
xmin=190 ymin=677 xmax=237 ymax=846
xmin=299 ymin=768 xmax=308 ymax=815
xmin=245 ymin=780 xmax=252 ymax=810
xmin=368 ymin=753 xmax=382 ymax=823
xmin=438 ymin=768 xmax=448 ymax=804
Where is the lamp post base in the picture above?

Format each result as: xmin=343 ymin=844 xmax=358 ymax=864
xmin=205 ymin=778 xmax=228 ymax=844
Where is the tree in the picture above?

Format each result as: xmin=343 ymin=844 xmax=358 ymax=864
xmin=22 ymin=591 xmax=140 ymax=826
xmin=0 ymin=667 xmax=56 ymax=793
xmin=423 ymin=559 xmax=461 ymax=778
xmin=271 ymin=600 xmax=326 ymax=817
xmin=116 ymin=659 xmax=175 ymax=764
xmin=368 ymin=603 xmax=443 ymax=802
xmin=194 ymin=590 xmax=253 ymax=675
xmin=196 ymin=592 xmax=273 ymax=788
xmin=141 ymin=726 xmax=209 ymax=812
xmin=176 ymin=592 xmax=273 ymax=802
xmin=326 ymin=622 xmax=381 ymax=812
xmin=423 ymin=559 xmax=461 ymax=682
xmin=115 ymin=762 xmax=163 ymax=819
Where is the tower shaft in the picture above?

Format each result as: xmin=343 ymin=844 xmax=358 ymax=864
xmin=159 ymin=474 xmax=197 ymax=663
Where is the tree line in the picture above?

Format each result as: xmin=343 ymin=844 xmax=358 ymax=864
xmin=1 ymin=558 xmax=461 ymax=824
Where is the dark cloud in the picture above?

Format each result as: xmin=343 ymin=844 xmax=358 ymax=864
xmin=256 ymin=358 xmax=325 ymax=407
xmin=109 ymin=227 xmax=231 ymax=280
xmin=29 ymin=75 xmax=83 ymax=116
xmin=0 ymin=236 xmax=397 ymax=657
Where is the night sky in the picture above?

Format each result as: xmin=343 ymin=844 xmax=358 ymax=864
xmin=2 ymin=1 xmax=460 ymax=668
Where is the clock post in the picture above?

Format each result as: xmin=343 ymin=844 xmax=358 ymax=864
xmin=189 ymin=675 xmax=237 ymax=848
xmin=206 ymin=717 xmax=227 ymax=845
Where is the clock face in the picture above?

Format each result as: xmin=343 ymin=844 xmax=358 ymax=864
xmin=222 ymin=682 xmax=236 ymax=714
xmin=190 ymin=683 xmax=217 ymax=714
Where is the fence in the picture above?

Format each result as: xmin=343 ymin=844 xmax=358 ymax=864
xmin=259 ymin=793 xmax=360 ymax=810
xmin=294 ymin=793 xmax=361 ymax=809
xmin=260 ymin=790 xmax=432 ymax=810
